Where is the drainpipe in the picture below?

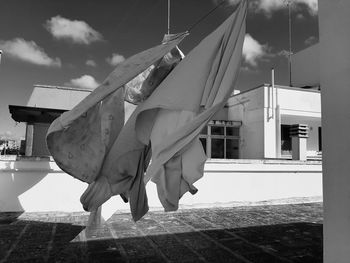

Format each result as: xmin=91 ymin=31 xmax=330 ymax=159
xmin=272 ymin=68 xmax=281 ymax=158
xmin=267 ymin=84 xmax=273 ymax=120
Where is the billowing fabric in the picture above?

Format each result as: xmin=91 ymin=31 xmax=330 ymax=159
xmin=124 ymin=46 xmax=184 ymax=105
xmin=133 ymin=0 xmax=247 ymax=211
xmin=47 ymin=0 xmax=247 ymax=221
xmin=78 ymin=0 xmax=247 ymax=217
xmin=47 ymin=32 xmax=187 ymax=184
xmin=47 ymin=33 xmax=187 ymax=221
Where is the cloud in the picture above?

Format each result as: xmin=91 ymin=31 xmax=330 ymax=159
xmin=0 ymin=131 xmax=13 ymax=140
xmin=242 ymin=34 xmax=270 ymax=67
xmin=0 ymin=38 xmax=61 ymax=67
xmin=247 ymin=0 xmax=318 ymax=16
xmin=304 ymin=35 xmax=318 ymax=46
xmin=66 ymin=75 xmax=100 ymax=90
xmin=106 ymin=53 xmax=125 ymax=66
xmin=86 ymin=59 xmax=97 ymax=67
xmin=45 ymin=16 xmax=103 ymax=44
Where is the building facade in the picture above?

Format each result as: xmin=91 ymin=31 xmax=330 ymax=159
xmin=3 ymin=82 xmax=322 ymax=217
xmin=10 ymin=83 xmax=321 ymax=161
xmin=9 ymin=85 xmax=92 ymax=156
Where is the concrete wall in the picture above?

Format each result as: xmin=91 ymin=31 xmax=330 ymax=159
xmin=319 ymin=0 xmax=350 ymax=261
xmin=32 ymin=123 xmax=50 ymax=156
xmin=241 ymin=109 xmax=265 ymax=158
xmin=264 ymin=86 xmax=278 ymax=158
xmin=228 ymin=87 xmax=265 ymax=159
xmin=227 ymin=86 xmax=321 ymax=159
xmin=27 ymin=86 xmax=91 ymax=110
xmin=212 ymin=107 xmax=228 ymax=120
xmin=264 ymin=86 xmax=321 ymax=158
xmin=291 ymin=44 xmax=320 ymax=87
xmin=0 ymin=159 xmax=322 ymax=220
xmin=278 ymin=88 xmax=321 ymax=157
xmin=278 ymin=88 xmax=321 ymax=118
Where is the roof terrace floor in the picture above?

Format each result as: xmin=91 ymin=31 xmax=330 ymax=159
xmin=0 ymin=202 xmax=323 ymax=262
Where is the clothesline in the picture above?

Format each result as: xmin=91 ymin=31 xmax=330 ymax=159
xmin=187 ymin=0 xmax=228 ymax=32
xmin=167 ymin=0 xmax=231 ymax=34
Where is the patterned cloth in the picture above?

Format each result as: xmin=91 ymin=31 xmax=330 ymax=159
xmin=47 ymin=0 xmax=247 ymax=221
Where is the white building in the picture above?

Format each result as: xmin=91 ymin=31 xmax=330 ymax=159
xmin=9 ymin=85 xmax=92 ymax=156
xmin=10 ymin=83 xmax=321 ymax=161
xmin=199 ymin=83 xmax=321 ymax=161
xmin=1 ymin=74 xmax=322 ymax=218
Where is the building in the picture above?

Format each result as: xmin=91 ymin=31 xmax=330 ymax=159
xmin=9 ymin=85 xmax=92 ymax=156
xmin=202 ymin=83 xmax=321 ymax=160
xmin=9 ymin=83 xmax=321 ymax=161
xmin=2 ymin=82 xmax=322 ymax=218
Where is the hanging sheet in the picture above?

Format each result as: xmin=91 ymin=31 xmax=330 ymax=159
xmin=47 ymin=33 xmax=187 ymax=184
xmin=47 ymin=0 xmax=247 ymax=221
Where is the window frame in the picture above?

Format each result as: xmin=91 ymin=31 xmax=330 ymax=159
xmin=199 ymin=120 xmax=241 ymax=159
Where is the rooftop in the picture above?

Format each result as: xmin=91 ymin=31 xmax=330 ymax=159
xmin=0 ymin=202 xmax=323 ymax=262
xmin=231 ymin=84 xmax=320 ymax=98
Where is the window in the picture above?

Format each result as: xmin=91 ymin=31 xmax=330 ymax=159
xmin=318 ymin=127 xmax=322 ymax=152
xmin=281 ymin=124 xmax=292 ymax=155
xmin=199 ymin=120 xmax=241 ymax=159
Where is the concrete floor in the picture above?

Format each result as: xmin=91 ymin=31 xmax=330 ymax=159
xmin=0 ymin=202 xmax=323 ymax=262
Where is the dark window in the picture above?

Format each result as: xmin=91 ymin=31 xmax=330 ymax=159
xmin=226 ymin=127 xmax=240 ymax=136
xmin=226 ymin=139 xmax=239 ymax=159
xmin=200 ymin=122 xmax=241 ymax=159
xmin=211 ymin=138 xmax=225 ymax=158
xmin=281 ymin=124 xmax=292 ymax=154
xmin=318 ymin=127 xmax=322 ymax=151
xmin=211 ymin=126 xmax=224 ymax=135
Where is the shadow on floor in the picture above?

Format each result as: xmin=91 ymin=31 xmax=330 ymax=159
xmin=0 ymin=217 xmax=322 ymax=263
xmin=0 ymin=212 xmax=23 ymax=224
xmin=0 ymin=218 xmax=85 ymax=262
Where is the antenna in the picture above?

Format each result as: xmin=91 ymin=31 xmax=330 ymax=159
xmin=284 ymin=0 xmax=293 ymax=87
xmin=167 ymin=0 xmax=170 ymax=34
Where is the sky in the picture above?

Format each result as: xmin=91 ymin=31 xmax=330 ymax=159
xmin=0 ymin=0 xmax=319 ymax=139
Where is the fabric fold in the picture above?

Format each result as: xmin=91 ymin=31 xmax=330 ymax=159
xmin=132 ymin=0 xmax=247 ymax=211
xmin=46 ymin=32 xmax=188 ymax=184
xmin=46 ymin=0 xmax=247 ymax=221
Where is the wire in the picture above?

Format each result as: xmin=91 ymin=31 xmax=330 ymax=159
xmin=168 ymin=0 xmax=170 ymax=34
xmin=187 ymin=0 xmax=229 ymax=32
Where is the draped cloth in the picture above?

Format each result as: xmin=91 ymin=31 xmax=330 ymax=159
xmin=46 ymin=0 xmax=247 ymax=221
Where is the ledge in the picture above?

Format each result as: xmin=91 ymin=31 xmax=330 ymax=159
xmin=1 ymin=158 xmax=322 ymax=173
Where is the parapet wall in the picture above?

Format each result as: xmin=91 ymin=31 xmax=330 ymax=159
xmin=0 ymin=158 xmax=322 ymax=220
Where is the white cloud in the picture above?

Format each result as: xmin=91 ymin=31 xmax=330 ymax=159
xmin=0 ymin=38 xmax=61 ymax=67
xmin=242 ymin=34 xmax=270 ymax=67
xmin=45 ymin=16 xmax=103 ymax=44
xmin=0 ymin=131 xmax=13 ymax=140
xmin=248 ymin=0 xmax=318 ymax=16
xmin=296 ymin=0 xmax=318 ymax=14
xmin=106 ymin=53 xmax=125 ymax=66
xmin=66 ymin=75 xmax=100 ymax=90
xmin=86 ymin=59 xmax=97 ymax=67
